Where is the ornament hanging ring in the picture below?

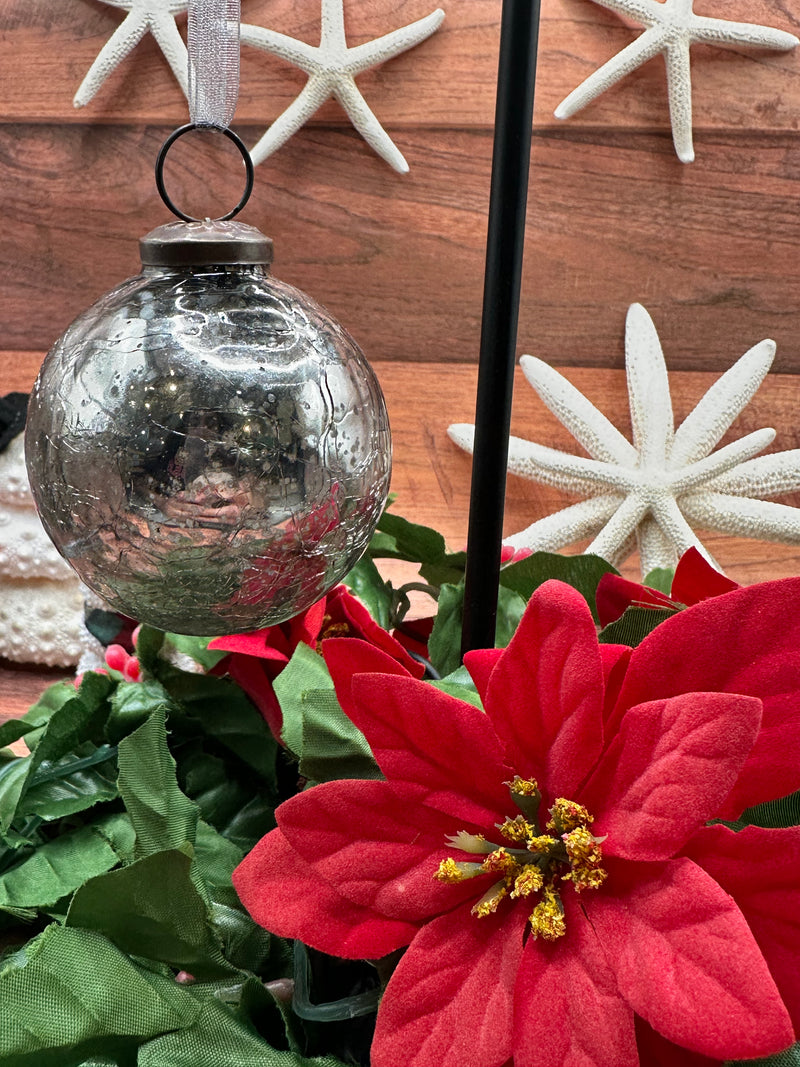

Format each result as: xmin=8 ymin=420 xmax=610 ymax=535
xmin=155 ymin=123 xmax=254 ymax=223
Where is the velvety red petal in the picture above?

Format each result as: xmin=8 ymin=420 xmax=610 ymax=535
xmin=277 ymin=778 xmax=487 ymax=922
xmin=634 ymin=1017 xmax=719 ymax=1067
xmin=349 ymin=673 xmax=511 ymax=826
xmin=323 ymin=637 xmax=412 ymax=724
xmin=616 ymin=578 xmax=800 ymax=816
xmin=463 ymin=647 xmax=503 ymax=705
xmin=670 ymin=547 xmax=738 ymax=606
xmin=484 ymin=580 xmax=604 ymax=797
xmin=587 ymin=856 xmax=794 ymax=1060
xmin=371 ymin=900 xmax=525 ymax=1067
xmin=582 ymin=691 xmax=761 ymax=861
xmin=684 ymin=823 xmax=800 ymax=1029
xmin=233 ymin=829 xmax=418 ymax=958
xmin=514 ymin=892 xmax=638 ymax=1067
xmin=327 ymin=585 xmax=425 ymax=678
xmin=596 ymin=574 xmax=676 ymax=627
xmin=601 ymin=644 xmax=631 ymax=729
xmin=287 ymin=597 xmax=326 ymax=647
xmin=209 ymin=628 xmax=291 ymax=662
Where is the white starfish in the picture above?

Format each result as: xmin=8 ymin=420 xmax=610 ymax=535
xmin=448 ymin=304 xmax=800 ymax=577
xmin=555 ymin=0 xmax=798 ymax=163
xmin=75 ymin=0 xmax=189 ymax=109
xmin=241 ymin=0 xmax=445 ymax=172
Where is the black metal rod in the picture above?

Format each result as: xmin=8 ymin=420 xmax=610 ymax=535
xmin=461 ymin=0 xmax=541 ymax=656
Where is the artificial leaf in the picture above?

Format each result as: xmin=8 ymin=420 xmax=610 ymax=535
xmin=0 ymin=925 xmax=199 ymax=1062
xmin=642 ymin=567 xmax=675 ymax=595
xmin=66 ymin=849 xmax=229 ymax=979
xmin=274 ymin=644 xmax=336 ymax=760
xmin=427 ymin=583 xmax=463 ymax=678
xmin=165 ymin=633 xmax=227 ymax=672
xmin=430 ymin=666 xmax=484 ymax=709
xmin=20 ymin=743 xmax=118 ymax=820
xmin=106 ymin=680 xmax=174 ymax=745
xmin=498 ymin=551 xmax=617 ymax=623
xmin=599 ymin=606 xmax=678 ymax=647
xmin=178 ymin=749 xmax=276 ymax=852
xmin=117 ymin=707 xmax=199 ymax=858
xmin=299 ymin=689 xmax=381 ymax=784
xmin=342 ymin=555 xmax=393 ymax=630
xmin=726 ymin=1044 xmax=800 ymax=1066
xmin=209 ymin=900 xmax=291 ymax=977
xmin=0 ymin=812 xmax=133 ymax=912
xmin=374 ymin=511 xmax=447 ymax=565
xmin=494 ymin=585 xmax=527 ymax=648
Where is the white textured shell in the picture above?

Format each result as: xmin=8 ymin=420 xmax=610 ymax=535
xmin=0 ymin=435 xmax=87 ymax=667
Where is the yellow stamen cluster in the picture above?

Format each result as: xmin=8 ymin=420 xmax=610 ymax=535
xmin=434 ymin=783 xmax=607 ymax=941
xmin=315 ymin=616 xmax=351 ymax=653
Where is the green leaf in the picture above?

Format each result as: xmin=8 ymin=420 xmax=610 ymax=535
xmin=106 ymin=680 xmax=173 ymax=745
xmin=642 ymin=567 xmax=675 ymax=595
xmin=117 ymin=707 xmax=199 ymax=858
xmin=598 ymin=606 xmax=677 ymax=647
xmin=0 ymin=676 xmax=116 ymax=836
xmin=494 ymin=585 xmax=527 ymax=648
xmin=418 ymin=550 xmax=467 ymax=589
xmin=193 ymin=819 xmax=244 ymax=898
xmin=165 ymin=633 xmax=227 ymax=672
xmin=498 ymin=552 xmax=617 ymax=624
xmin=427 ymin=583 xmax=464 ymax=678
xmin=273 ymin=644 xmax=336 ymax=760
xmin=20 ymin=743 xmax=118 ymax=821
xmin=342 ymin=555 xmax=393 ymax=629
xmin=722 ymin=790 xmax=800 ymax=832
xmin=299 ymin=689 xmax=381 ymax=785
xmin=66 ymin=849 xmax=230 ymax=980
xmin=209 ymin=901 xmax=291 ymax=978
xmin=0 ymin=925 xmax=199 ymax=1062
xmin=430 ymin=666 xmax=484 ymax=709
xmin=0 ymin=812 xmax=133 ymax=912
xmin=374 ymin=511 xmax=447 ymax=565
xmin=179 ymin=750 xmax=276 ymax=852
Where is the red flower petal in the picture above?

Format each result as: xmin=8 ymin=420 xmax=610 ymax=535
xmin=484 ymin=581 xmax=604 ymax=796
xmin=209 ymin=628 xmax=292 ymax=663
xmin=582 ymin=691 xmax=762 ymax=861
xmin=323 ymin=637 xmax=413 ymax=724
xmin=669 ymin=547 xmax=738 ymax=607
xmin=634 ymin=1017 xmax=719 ymax=1067
xmin=276 ymin=778 xmax=485 ymax=922
xmin=233 ymin=829 xmax=417 ymax=958
xmin=596 ymin=574 xmax=676 ymax=627
xmin=371 ymin=901 xmax=524 ymax=1067
xmin=684 ymin=823 xmax=800 ymax=1029
xmin=327 ymin=585 xmax=425 ymax=678
xmin=350 ymin=673 xmax=511 ymax=826
xmin=587 ymin=857 xmax=794 ymax=1060
xmin=463 ymin=647 xmax=503 ymax=706
xmin=600 ymin=644 xmax=631 ymax=727
xmin=616 ymin=578 xmax=800 ymax=816
xmin=514 ymin=892 xmax=638 ymax=1067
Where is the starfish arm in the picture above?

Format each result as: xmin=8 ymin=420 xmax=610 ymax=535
xmin=149 ymin=14 xmax=189 ymax=96
xmin=554 ymin=27 xmax=665 ymax=120
xmin=636 ymin=517 xmax=681 ymax=576
xmin=344 ymin=9 xmax=445 ymax=76
xmin=585 ymin=0 xmax=663 ymax=23
xmin=248 ymin=77 xmax=332 ymax=166
xmin=240 ymin=24 xmax=319 ymax=73
xmin=625 ymin=303 xmax=674 ymax=465
xmin=651 ymin=496 xmax=714 ymax=561
xmin=670 ymin=340 xmax=775 ymax=469
xmin=587 ymin=495 xmax=651 ymax=565
xmin=520 ymin=355 xmax=637 ymax=466
xmin=332 ymin=77 xmax=409 ymax=173
xmin=504 ymin=494 xmax=623 ymax=553
xmin=503 ymin=436 xmax=634 ymax=493
xmin=664 ymin=38 xmax=694 ymax=163
xmin=669 ymin=428 xmax=776 ymax=494
xmin=707 ymin=450 xmax=800 ymax=498
xmin=449 ymin=425 xmax=608 ymax=496
xmin=73 ymin=14 xmax=148 ymax=108
xmin=691 ymin=17 xmax=799 ymax=52
xmin=680 ymin=492 xmax=800 ymax=544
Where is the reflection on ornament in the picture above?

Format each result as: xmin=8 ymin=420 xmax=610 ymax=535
xmin=26 ymin=220 xmax=391 ymax=635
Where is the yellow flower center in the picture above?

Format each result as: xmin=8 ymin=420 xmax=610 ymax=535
xmin=434 ymin=777 xmax=607 ymax=940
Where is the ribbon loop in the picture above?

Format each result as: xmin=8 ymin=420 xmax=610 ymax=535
xmin=188 ymin=0 xmax=241 ymax=129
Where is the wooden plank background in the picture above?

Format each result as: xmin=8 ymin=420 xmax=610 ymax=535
xmin=3 ymin=0 xmax=800 ymax=713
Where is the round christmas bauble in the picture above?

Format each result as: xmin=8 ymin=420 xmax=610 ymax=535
xmin=25 ymin=220 xmax=391 ymax=635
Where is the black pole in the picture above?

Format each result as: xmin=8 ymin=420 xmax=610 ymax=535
xmin=461 ymin=0 xmax=542 ymax=656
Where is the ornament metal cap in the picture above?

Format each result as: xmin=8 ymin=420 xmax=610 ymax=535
xmin=139 ymin=219 xmax=274 ymax=268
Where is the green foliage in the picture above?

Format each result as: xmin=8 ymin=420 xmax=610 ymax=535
xmin=598 ymin=606 xmax=678 ymax=647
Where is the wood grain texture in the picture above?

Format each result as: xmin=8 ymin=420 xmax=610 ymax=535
xmin=2 ymin=0 xmax=798 ymax=133
xmin=4 ymin=124 xmax=800 ymax=370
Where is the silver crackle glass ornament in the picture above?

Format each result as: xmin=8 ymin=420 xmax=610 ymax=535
xmin=25 ymin=220 xmax=391 ymax=634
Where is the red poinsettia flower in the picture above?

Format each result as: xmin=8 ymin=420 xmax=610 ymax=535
xmin=234 ymin=579 xmax=800 ymax=1067
xmin=209 ymin=585 xmax=423 ymax=739
xmin=596 ymin=547 xmax=738 ymax=627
